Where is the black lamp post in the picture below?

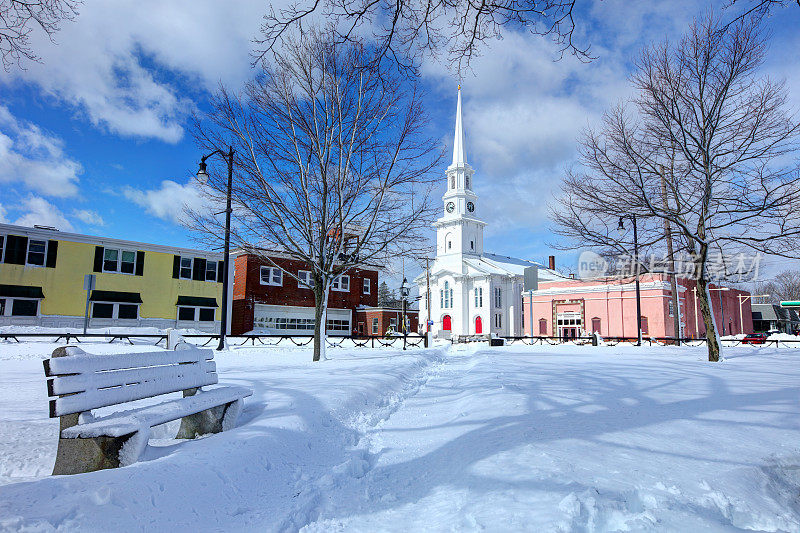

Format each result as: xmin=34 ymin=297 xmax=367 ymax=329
xmin=196 ymin=146 xmax=234 ymax=351
xmin=618 ymin=214 xmax=643 ymax=346
xmin=400 ymin=277 xmax=410 ymax=349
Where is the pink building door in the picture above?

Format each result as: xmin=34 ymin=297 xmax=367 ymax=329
xmin=443 ymin=315 xmax=452 ymax=331
xmin=475 ymin=316 xmax=482 ymax=334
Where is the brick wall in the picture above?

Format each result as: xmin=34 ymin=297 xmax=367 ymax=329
xmin=231 ymin=253 xmax=380 ymax=334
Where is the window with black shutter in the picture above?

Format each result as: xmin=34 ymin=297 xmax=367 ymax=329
xmin=5 ymin=235 xmax=28 ymax=264
xmin=93 ymin=246 xmax=104 ymax=272
xmin=45 ymin=240 xmax=58 ymax=268
xmin=135 ymin=251 xmax=145 ymax=276
xmin=192 ymin=258 xmax=206 ymax=281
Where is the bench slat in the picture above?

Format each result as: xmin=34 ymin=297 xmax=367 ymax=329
xmin=45 ymin=349 xmax=211 ymax=376
xmin=51 ymin=367 xmax=219 ymax=417
xmin=60 ymin=385 xmax=253 ymax=438
xmin=48 ymin=359 xmax=217 ymax=396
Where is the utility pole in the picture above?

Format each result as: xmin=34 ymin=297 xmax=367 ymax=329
xmin=660 ymin=165 xmax=682 ymax=344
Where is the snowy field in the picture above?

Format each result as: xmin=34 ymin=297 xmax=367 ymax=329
xmin=1 ymin=341 xmax=799 ymax=532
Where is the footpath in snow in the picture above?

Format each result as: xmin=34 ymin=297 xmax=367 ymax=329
xmin=1 ymin=341 xmax=799 ymax=531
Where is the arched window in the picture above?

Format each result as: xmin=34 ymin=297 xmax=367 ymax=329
xmin=591 ymin=317 xmax=601 ymax=334
xmin=539 ymin=318 xmax=547 ymax=335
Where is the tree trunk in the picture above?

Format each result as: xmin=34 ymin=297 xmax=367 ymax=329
xmin=312 ymin=287 xmax=329 ymax=362
xmin=695 ymin=273 xmax=721 ymax=362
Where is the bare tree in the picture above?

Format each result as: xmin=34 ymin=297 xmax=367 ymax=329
xmin=550 ymin=12 xmax=800 ymax=362
xmin=0 ymin=0 xmax=80 ymax=71
xmin=192 ymin=29 xmax=441 ymax=361
xmin=255 ymin=0 xmax=799 ymax=72
xmin=754 ymin=270 xmax=800 ymax=303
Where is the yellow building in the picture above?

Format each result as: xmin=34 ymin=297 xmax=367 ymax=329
xmin=0 ymin=223 xmax=223 ymax=332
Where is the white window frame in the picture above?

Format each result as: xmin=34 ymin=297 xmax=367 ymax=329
xmin=91 ymin=301 xmax=140 ymax=320
xmin=475 ymin=287 xmax=483 ymax=307
xmin=26 ymin=239 xmax=47 ymax=267
xmin=2 ymin=297 xmax=41 ymax=317
xmin=332 ymin=275 xmax=350 ymax=292
xmin=372 ymin=317 xmax=379 ymax=334
xmin=260 ymin=266 xmax=283 ymax=286
xmin=298 ymin=270 xmax=315 ymax=289
xmin=390 ymin=317 xmax=397 ymax=328
xmin=363 ymin=278 xmax=371 ymax=294
xmin=102 ymin=247 xmax=137 ymax=274
xmin=494 ymin=287 xmax=502 ymax=308
xmin=205 ymin=261 xmax=218 ymax=282
xmin=179 ymin=257 xmax=193 ymax=279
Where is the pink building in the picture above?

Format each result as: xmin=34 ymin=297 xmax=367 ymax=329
xmin=522 ymin=273 xmax=753 ymax=339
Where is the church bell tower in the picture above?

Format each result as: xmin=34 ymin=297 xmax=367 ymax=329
xmin=434 ymin=86 xmax=486 ymax=263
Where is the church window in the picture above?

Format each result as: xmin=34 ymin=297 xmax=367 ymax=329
xmin=466 ymin=175 xmax=470 ymax=189
xmin=475 ymin=287 xmax=482 ymax=307
xmin=442 ymin=282 xmax=452 ymax=309
xmin=494 ymin=287 xmax=502 ymax=308
xmin=451 ymin=176 xmax=455 ymax=189
xmin=448 ymin=241 xmax=451 ymax=250
xmin=495 ymin=314 xmax=502 ymax=328
xmin=440 ymin=289 xmax=444 ymax=308
xmin=470 ymin=240 xmax=474 ymax=250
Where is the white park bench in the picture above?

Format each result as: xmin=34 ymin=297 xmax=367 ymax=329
xmin=43 ymin=344 xmax=252 ymax=475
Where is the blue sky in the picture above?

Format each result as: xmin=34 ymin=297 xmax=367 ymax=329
xmin=1 ymin=0 xmax=799 ymax=285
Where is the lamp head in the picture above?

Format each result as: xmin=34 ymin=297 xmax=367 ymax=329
xmin=617 ymin=217 xmax=625 ymax=232
xmin=196 ymin=160 xmax=209 ymax=184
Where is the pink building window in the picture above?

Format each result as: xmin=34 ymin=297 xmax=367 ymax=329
xmin=538 ymin=318 xmax=547 ymax=335
xmin=640 ymin=316 xmax=649 ymax=335
xmin=591 ymin=317 xmax=601 ymax=334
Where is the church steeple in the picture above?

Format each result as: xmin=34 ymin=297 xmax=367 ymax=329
xmin=435 ymin=86 xmax=484 ymax=258
xmin=452 ymin=85 xmax=466 ymax=167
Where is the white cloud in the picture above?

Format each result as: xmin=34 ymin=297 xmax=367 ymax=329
xmin=4 ymin=1 xmax=272 ymax=143
xmin=13 ymin=196 xmax=75 ymax=231
xmin=123 ymin=179 xmax=213 ymax=225
xmin=71 ymin=209 xmax=105 ymax=227
xmin=0 ymin=203 xmax=7 ymax=223
xmin=0 ymin=106 xmax=82 ymax=197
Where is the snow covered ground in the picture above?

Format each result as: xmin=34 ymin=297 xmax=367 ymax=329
xmin=1 ymin=340 xmax=799 ymax=532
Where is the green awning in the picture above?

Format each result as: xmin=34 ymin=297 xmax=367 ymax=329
xmin=0 ymin=284 xmax=44 ymax=299
xmin=89 ymin=290 xmax=143 ymax=303
xmin=176 ymin=296 xmax=218 ymax=307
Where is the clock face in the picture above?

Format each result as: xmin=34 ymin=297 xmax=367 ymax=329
xmin=446 ymin=201 xmax=455 ymax=213
xmin=467 ymin=202 xmax=475 ymax=213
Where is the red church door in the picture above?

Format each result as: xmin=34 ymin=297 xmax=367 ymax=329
xmin=475 ymin=316 xmax=482 ymax=334
xmin=443 ymin=315 xmax=452 ymax=331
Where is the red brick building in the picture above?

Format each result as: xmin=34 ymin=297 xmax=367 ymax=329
xmin=231 ymin=252 xmax=380 ymax=335
xmin=357 ymin=306 xmax=420 ymax=336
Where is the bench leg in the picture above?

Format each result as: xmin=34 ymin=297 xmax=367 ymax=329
xmin=52 ymin=430 xmax=138 ymax=475
xmin=176 ymin=391 xmax=242 ymax=439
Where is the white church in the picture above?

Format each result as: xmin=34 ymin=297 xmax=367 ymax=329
xmin=415 ymin=87 xmax=565 ymax=338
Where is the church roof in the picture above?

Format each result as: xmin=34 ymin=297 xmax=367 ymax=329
xmin=415 ymin=252 xmax=566 ymax=282
xmin=464 ymin=253 xmax=566 ymax=280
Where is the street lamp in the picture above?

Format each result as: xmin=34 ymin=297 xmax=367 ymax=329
xmin=618 ymin=215 xmax=643 ymax=346
xmin=399 ymin=277 xmax=410 ymax=347
xmin=196 ymin=146 xmax=234 ymax=351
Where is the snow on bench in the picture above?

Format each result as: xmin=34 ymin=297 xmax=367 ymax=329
xmin=43 ymin=344 xmax=252 ymax=475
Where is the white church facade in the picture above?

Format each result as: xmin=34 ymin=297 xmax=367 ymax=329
xmin=415 ymin=87 xmax=564 ymax=338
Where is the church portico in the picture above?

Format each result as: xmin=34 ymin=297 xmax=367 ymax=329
xmin=416 ymin=87 xmax=565 ymax=339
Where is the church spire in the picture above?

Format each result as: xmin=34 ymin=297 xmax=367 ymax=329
xmin=452 ymin=85 xmax=466 ymax=167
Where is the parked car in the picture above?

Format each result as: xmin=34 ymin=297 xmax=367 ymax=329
xmin=742 ymin=333 xmax=768 ymax=345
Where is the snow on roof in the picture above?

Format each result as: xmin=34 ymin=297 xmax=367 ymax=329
xmin=460 ymin=252 xmax=567 ymax=280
